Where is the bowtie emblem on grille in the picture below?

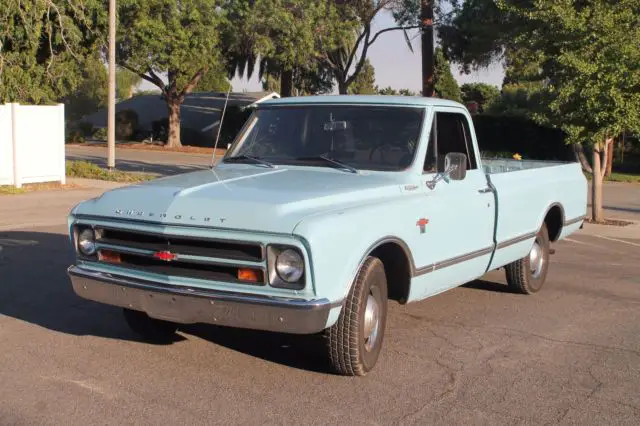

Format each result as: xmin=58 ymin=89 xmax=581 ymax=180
xmin=153 ymin=251 xmax=176 ymax=262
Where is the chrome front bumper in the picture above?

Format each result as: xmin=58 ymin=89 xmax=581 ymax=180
xmin=67 ymin=266 xmax=340 ymax=334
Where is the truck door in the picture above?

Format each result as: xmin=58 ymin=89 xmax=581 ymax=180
xmin=409 ymin=107 xmax=496 ymax=302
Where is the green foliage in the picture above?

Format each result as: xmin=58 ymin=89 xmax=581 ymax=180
xmin=460 ymin=83 xmax=500 ymax=112
xmin=497 ymin=0 xmax=640 ymax=147
xmin=194 ymin=62 xmax=232 ymax=93
xmin=261 ymin=63 xmax=334 ymax=95
xmin=62 ymin=52 xmax=108 ymax=121
xmin=377 ymin=87 xmax=417 ymax=96
xmin=66 ymin=160 xmax=156 ymax=182
xmin=433 ymin=48 xmax=461 ymax=102
xmin=438 ymin=0 xmax=528 ymax=74
xmin=222 ymin=0 xmax=347 ymax=89
xmin=117 ymin=0 xmax=221 ymax=90
xmin=347 ymin=59 xmax=376 ymax=95
xmin=0 ymin=0 xmax=106 ymax=104
xmin=116 ymin=67 xmax=142 ymax=100
xmin=484 ymin=84 xmax=544 ymax=118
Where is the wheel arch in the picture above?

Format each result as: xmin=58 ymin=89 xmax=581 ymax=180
xmin=541 ymin=202 xmax=565 ymax=242
xmin=351 ymin=236 xmax=415 ymax=305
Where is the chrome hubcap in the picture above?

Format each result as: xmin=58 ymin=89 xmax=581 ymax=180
xmin=529 ymin=241 xmax=544 ymax=278
xmin=363 ymin=293 xmax=380 ymax=352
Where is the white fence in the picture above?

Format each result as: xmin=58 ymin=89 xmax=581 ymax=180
xmin=0 ymin=103 xmax=66 ymax=188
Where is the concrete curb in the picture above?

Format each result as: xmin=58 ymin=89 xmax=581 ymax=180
xmin=66 ymin=178 xmax=133 ymax=190
xmin=579 ymin=220 xmax=640 ymax=240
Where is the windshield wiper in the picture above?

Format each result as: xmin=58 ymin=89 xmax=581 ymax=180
xmin=222 ymin=155 xmax=274 ymax=168
xmin=295 ymin=155 xmax=358 ymax=174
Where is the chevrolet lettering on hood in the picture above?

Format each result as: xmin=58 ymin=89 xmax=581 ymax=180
xmin=114 ymin=209 xmax=223 ymax=223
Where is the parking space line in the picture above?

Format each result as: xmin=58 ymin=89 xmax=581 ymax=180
xmin=564 ymin=238 xmax=595 ymax=246
xmin=588 ymin=234 xmax=640 ymax=248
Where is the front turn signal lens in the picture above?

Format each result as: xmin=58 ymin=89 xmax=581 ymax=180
xmin=99 ymin=250 xmax=121 ymax=264
xmin=238 ymin=268 xmax=261 ymax=283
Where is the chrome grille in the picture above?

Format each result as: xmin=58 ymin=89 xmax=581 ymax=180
xmin=83 ymin=226 xmax=266 ymax=285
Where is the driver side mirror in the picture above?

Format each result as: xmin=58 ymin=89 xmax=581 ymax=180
xmin=426 ymin=152 xmax=468 ymax=190
xmin=444 ymin=152 xmax=467 ymax=181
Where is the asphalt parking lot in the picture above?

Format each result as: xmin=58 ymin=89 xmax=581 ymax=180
xmin=1 ymin=185 xmax=639 ymax=425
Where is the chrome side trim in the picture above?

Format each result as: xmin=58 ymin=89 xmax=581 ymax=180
xmin=435 ymin=246 xmax=494 ymax=271
xmin=496 ymin=232 xmax=537 ymax=250
xmin=564 ymin=215 xmax=587 ymax=226
xmin=68 ymin=266 xmax=339 ymax=334
xmin=413 ymin=246 xmax=494 ymax=277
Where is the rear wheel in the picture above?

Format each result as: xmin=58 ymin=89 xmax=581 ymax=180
xmin=123 ymin=308 xmax=179 ymax=343
xmin=505 ymin=223 xmax=550 ymax=294
xmin=325 ymin=256 xmax=388 ymax=376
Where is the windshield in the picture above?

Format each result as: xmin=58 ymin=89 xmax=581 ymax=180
xmin=224 ymin=105 xmax=425 ymax=171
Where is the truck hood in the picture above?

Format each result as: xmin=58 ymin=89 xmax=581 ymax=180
xmin=72 ymin=165 xmax=405 ymax=234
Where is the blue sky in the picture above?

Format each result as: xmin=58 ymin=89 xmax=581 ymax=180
xmin=139 ymin=10 xmax=505 ymax=93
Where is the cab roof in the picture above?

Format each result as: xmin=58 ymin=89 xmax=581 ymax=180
xmin=258 ymin=94 xmax=465 ymax=108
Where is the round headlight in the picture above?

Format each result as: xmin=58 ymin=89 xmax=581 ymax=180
xmin=78 ymin=228 xmax=96 ymax=256
xmin=275 ymin=249 xmax=304 ymax=283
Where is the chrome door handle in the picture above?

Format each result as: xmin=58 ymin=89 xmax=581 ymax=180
xmin=478 ymin=187 xmax=492 ymax=194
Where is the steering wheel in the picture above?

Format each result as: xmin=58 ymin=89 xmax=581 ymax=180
xmin=368 ymin=142 xmax=411 ymax=166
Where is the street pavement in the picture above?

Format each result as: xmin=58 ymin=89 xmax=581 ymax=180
xmin=66 ymin=145 xmax=213 ymax=176
xmin=1 ymin=181 xmax=639 ymax=425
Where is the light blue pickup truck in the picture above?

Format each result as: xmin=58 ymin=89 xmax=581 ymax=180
xmin=67 ymin=95 xmax=587 ymax=376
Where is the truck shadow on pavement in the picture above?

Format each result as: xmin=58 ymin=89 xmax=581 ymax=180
xmin=0 ymin=230 xmax=333 ymax=373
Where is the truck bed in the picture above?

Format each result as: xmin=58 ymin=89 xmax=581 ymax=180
xmin=482 ymin=158 xmax=587 ymax=271
xmin=482 ymin=158 xmax=572 ymax=174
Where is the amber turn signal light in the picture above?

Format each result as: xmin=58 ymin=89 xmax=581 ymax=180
xmin=237 ymin=268 xmax=261 ymax=283
xmin=98 ymin=250 xmax=121 ymax=264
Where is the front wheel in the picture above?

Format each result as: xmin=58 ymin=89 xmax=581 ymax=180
xmin=505 ymin=223 xmax=550 ymax=294
xmin=324 ymin=256 xmax=388 ymax=376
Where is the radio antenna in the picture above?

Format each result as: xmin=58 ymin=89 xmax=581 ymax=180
xmin=211 ymin=85 xmax=232 ymax=167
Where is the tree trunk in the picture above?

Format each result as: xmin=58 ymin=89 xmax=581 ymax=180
xmin=573 ymin=143 xmax=592 ymax=173
xmin=280 ymin=70 xmax=293 ymax=97
xmin=605 ymin=138 xmax=614 ymax=176
xmin=592 ymin=146 xmax=604 ymax=222
xmin=338 ymin=80 xmax=348 ymax=95
xmin=166 ymin=99 xmax=182 ymax=148
xmin=421 ymin=0 xmax=435 ymax=97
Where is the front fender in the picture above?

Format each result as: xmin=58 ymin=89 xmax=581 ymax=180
xmin=293 ymin=194 xmax=424 ymax=305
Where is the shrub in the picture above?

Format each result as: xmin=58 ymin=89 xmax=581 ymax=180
xmin=92 ymin=127 xmax=107 ymax=141
xmin=472 ymin=114 xmax=573 ymax=161
xmin=115 ymin=109 xmax=139 ymax=140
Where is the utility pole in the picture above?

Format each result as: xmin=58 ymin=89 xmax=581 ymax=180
xmin=107 ymin=0 xmax=116 ymax=170
xmin=421 ymin=0 xmax=435 ymax=97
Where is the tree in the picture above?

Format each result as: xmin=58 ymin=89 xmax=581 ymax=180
xmin=460 ymin=82 xmax=500 ymax=112
xmin=222 ymin=0 xmax=345 ymax=97
xmin=63 ymin=52 xmax=108 ymax=121
xmin=193 ymin=62 xmax=232 ymax=93
xmin=433 ymin=47 xmax=461 ymax=102
xmin=116 ymin=67 xmax=141 ymax=100
xmin=317 ymin=1 xmax=421 ymax=95
xmin=0 ymin=0 xmax=106 ymax=104
xmin=261 ymin=63 xmax=334 ymax=96
xmin=495 ymin=0 xmax=640 ymax=222
xmin=376 ymin=86 xmax=417 ymax=95
xmin=116 ymin=0 xmax=222 ymax=148
xmin=348 ymin=59 xmax=377 ymax=94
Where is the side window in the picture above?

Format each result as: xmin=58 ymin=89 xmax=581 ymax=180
xmin=423 ymin=111 xmax=477 ymax=172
